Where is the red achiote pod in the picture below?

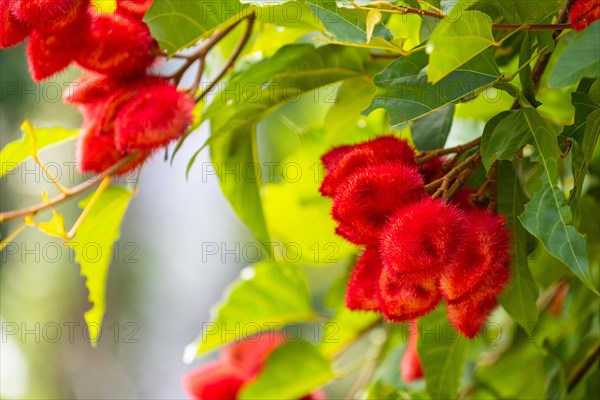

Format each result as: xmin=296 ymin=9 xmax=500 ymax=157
xmin=76 ymin=13 xmax=156 ymax=78
xmin=377 ymin=269 xmax=441 ymax=322
xmin=320 ymin=136 xmax=417 ymax=197
xmin=345 ymin=246 xmax=384 ymax=311
xmin=570 ymin=0 xmax=600 ymax=31
xmin=438 ymin=209 xmax=511 ymax=302
xmin=10 ymin=0 xmax=88 ymax=33
xmin=0 ymin=0 xmax=32 ymax=48
xmin=221 ymin=332 xmax=285 ymax=375
xmin=380 ymin=197 xmax=464 ymax=283
xmin=332 ymin=163 xmax=424 ymax=244
xmin=116 ymin=0 xmax=154 ymax=20
xmin=400 ymin=321 xmax=423 ymax=382
xmin=417 ymin=156 xmax=445 ymax=183
xmin=446 ymin=289 xmax=499 ymax=339
xmin=181 ymin=361 xmax=249 ymax=400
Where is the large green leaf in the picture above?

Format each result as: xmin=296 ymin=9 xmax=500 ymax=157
xmin=364 ymin=50 xmax=501 ymax=129
xmin=411 ymin=104 xmax=455 ymax=151
xmin=67 ymin=186 xmax=134 ymax=347
xmin=210 ymin=125 xmax=271 ymax=247
xmin=471 ymin=0 xmax=562 ymax=24
xmin=481 ymin=110 xmax=531 ymax=169
xmin=549 ymin=20 xmax=600 ymax=88
xmin=306 ymin=0 xmax=392 ymax=44
xmin=239 ymin=340 xmax=334 ymax=399
xmin=517 ymin=109 xmax=598 ymax=294
xmin=144 ymin=0 xmax=248 ymax=54
xmin=1 ymin=121 xmax=78 ymax=177
xmin=427 ymin=7 xmax=496 ymax=83
xmin=187 ymin=261 xmax=315 ymax=357
xmin=319 ymin=308 xmax=379 ymax=358
xmin=497 ymin=161 xmax=539 ymax=335
xmin=418 ymin=306 xmax=468 ymax=400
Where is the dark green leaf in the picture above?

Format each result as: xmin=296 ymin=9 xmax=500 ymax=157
xmin=411 ymin=104 xmax=455 ymax=151
xmin=144 ymin=0 xmax=248 ymax=54
xmin=497 ymin=161 xmax=539 ymax=335
xmin=187 ymin=261 xmax=315 ymax=357
xmin=67 ymin=186 xmax=134 ymax=347
xmin=239 ymin=340 xmax=334 ymax=399
xmin=363 ymin=50 xmax=501 ymax=129
xmin=418 ymin=306 xmax=468 ymax=400
xmin=517 ymin=109 xmax=597 ymax=294
xmin=471 ymin=0 xmax=562 ymax=24
xmin=520 ymin=33 xmax=542 ymax=107
xmin=549 ymin=20 xmax=600 ymax=88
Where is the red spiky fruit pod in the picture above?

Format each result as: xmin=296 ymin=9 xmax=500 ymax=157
xmin=320 ymin=136 xmax=416 ymax=197
xmin=114 ymin=80 xmax=194 ymax=151
xmin=181 ymin=361 xmax=249 ymax=400
xmin=221 ymin=332 xmax=285 ymax=375
xmin=301 ymin=389 xmax=327 ymax=400
xmin=570 ymin=0 xmax=600 ymax=31
xmin=446 ymin=289 xmax=499 ymax=339
xmin=438 ymin=209 xmax=511 ymax=302
xmin=63 ymin=74 xmax=123 ymax=105
xmin=418 ymin=156 xmax=445 ymax=183
xmin=26 ymin=16 xmax=88 ymax=82
xmin=10 ymin=0 xmax=88 ymax=33
xmin=332 ymin=163 xmax=424 ymax=244
xmin=377 ymin=269 xmax=442 ymax=322
xmin=400 ymin=321 xmax=423 ymax=382
xmin=76 ymin=13 xmax=156 ymax=78
xmin=451 ymin=188 xmax=479 ymax=210
xmin=380 ymin=197 xmax=464 ymax=283
xmin=116 ymin=0 xmax=154 ymax=20
xmin=345 ymin=246 xmax=384 ymax=312
xmin=0 ymin=0 xmax=32 ymax=48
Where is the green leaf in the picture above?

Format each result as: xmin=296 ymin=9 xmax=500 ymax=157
xmin=210 ymin=125 xmax=271 ymax=247
xmin=144 ymin=0 xmax=248 ymax=54
xmin=481 ymin=110 xmax=531 ymax=169
xmin=471 ymin=0 xmax=562 ymax=24
xmin=517 ymin=109 xmax=598 ymax=294
xmin=67 ymin=186 xmax=134 ymax=347
xmin=418 ymin=306 xmax=468 ymax=400
xmin=411 ymin=104 xmax=455 ymax=151
xmin=363 ymin=50 xmax=501 ymax=129
xmin=187 ymin=261 xmax=315 ymax=357
xmin=549 ymin=20 xmax=600 ymax=88
xmin=427 ymin=7 xmax=496 ymax=83
xmin=239 ymin=340 xmax=334 ymax=399
xmin=497 ymin=161 xmax=539 ymax=335
xmin=306 ymin=0 xmax=392 ymax=44
xmin=520 ymin=33 xmax=542 ymax=107
xmin=1 ymin=121 xmax=78 ymax=177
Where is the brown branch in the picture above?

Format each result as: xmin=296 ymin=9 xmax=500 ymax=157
xmin=493 ymin=23 xmax=572 ymax=31
xmin=426 ymin=151 xmax=482 ymax=198
xmin=196 ymin=12 xmax=256 ymax=103
xmin=416 ymin=137 xmax=481 ymax=165
xmin=568 ymin=343 xmax=600 ymax=393
xmin=0 ymin=154 xmax=137 ymax=223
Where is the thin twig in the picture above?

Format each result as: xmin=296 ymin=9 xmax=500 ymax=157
xmin=426 ymin=151 xmax=482 ymax=197
xmin=416 ymin=137 xmax=481 ymax=165
xmin=0 ymin=154 xmax=137 ymax=223
xmin=567 ymin=343 xmax=600 ymax=393
xmin=196 ymin=13 xmax=256 ymax=103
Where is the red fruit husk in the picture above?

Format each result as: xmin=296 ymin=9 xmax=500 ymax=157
xmin=438 ymin=209 xmax=511 ymax=302
xmin=221 ymin=331 xmax=285 ymax=376
xmin=10 ymin=0 xmax=88 ymax=33
xmin=332 ymin=163 xmax=424 ymax=244
xmin=380 ymin=197 xmax=464 ymax=283
xmin=114 ymin=81 xmax=194 ymax=151
xmin=76 ymin=13 xmax=156 ymax=77
xmin=400 ymin=321 xmax=423 ymax=382
xmin=116 ymin=0 xmax=154 ymax=20
xmin=377 ymin=269 xmax=442 ymax=322
xmin=418 ymin=157 xmax=445 ymax=183
xmin=320 ymin=136 xmax=416 ymax=197
xmin=63 ymin=74 xmax=123 ymax=105
xmin=345 ymin=246 xmax=384 ymax=312
xmin=0 ymin=0 xmax=32 ymax=48
xmin=446 ymin=289 xmax=499 ymax=339
xmin=451 ymin=188 xmax=479 ymax=210
xmin=181 ymin=361 xmax=249 ymax=400
xmin=570 ymin=0 xmax=600 ymax=31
